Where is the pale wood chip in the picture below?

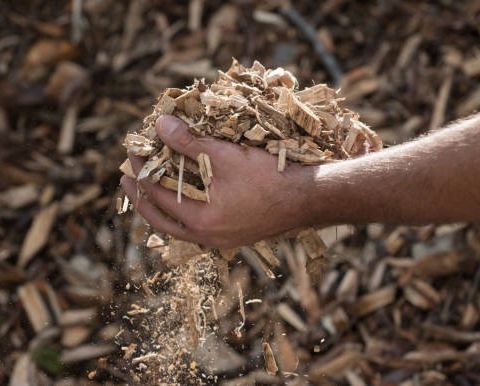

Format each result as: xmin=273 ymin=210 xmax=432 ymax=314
xmin=60 ymin=344 xmax=116 ymax=364
xmin=0 ymin=184 xmax=39 ymax=209
xmin=254 ymin=240 xmax=281 ymax=267
xmin=18 ymin=202 xmax=59 ymax=268
xmin=18 ymin=282 xmax=52 ymax=332
xmin=352 ymin=285 xmax=396 ymax=317
xmin=277 ymin=141 xmax=287 ymax=172
xmin=276 ymin=303 xmax=308 ymax=332
xmin=119 ymin=158 xmax=136 ymax=179
xmin=286 ymin=91 xmax=322 ymax=136
xmin=159 ymin=176 xmax=207 ymax=201
xmin=197 ymin=152 xmax=213 ymax=187
xmin=123 ymin=133 xmax=156 ymax=156
xmin=262 ymin=341 xmax=279 ymax=376
xmin=243 ymin=123 xmax=269 ymax=142
xmin=295 ymin=83 xmax=336 ymax=104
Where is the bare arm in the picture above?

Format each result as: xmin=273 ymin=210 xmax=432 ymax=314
xmin=311 ymin=113 xmax=480 ymax=225
xmin=121 ymin=114 xmax=480 ymax=248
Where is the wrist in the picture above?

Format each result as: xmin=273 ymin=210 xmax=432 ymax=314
xmin=305 ymin=162 xmax=352 ymax=226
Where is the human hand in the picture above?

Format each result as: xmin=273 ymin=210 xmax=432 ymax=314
xmin=120 ymin=115 xmax=315 ymax=248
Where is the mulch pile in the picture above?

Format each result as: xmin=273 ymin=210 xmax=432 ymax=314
xmin=1 ymin=1 xmax=480 ymax=385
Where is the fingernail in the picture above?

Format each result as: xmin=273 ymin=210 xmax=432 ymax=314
xmin=156 ymin=115 xmax=178 ymax=136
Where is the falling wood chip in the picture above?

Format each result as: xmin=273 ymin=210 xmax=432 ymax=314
xmin=18 ymin=202 xmax=59 ymax=268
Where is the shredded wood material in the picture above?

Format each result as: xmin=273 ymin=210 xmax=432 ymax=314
xmin=122 ymin=59 xmax=382 ymax=266
xmin=121 ymin=60 xmax=382 ymax=383
xmin=3 ymin=3 xmax=480 ymax=386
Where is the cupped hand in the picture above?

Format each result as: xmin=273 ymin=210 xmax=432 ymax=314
xmin=120 ymin=115 xmax=314 ymax=248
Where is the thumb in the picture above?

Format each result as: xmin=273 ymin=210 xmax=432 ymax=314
xmin=156 ymin=115 xmax=205 ymax=159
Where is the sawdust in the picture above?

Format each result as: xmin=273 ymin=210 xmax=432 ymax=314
xmin=119 ymin=254 xmax=220 ymax=385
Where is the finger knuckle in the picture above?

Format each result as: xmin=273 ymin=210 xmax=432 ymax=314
xmin=177 ymin=131 xmax=194 ymax=148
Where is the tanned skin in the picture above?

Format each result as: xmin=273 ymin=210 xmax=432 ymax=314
xmin=121 ymin=113 xmax=480 ymax=248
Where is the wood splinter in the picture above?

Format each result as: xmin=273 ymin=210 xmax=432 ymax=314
xmin=177 ymin=154 xmax=185 ymax=203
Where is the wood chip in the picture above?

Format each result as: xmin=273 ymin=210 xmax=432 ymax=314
xmin=286 ymin=91 xmax=322 ymax=137
xmin=276 ymin=303 xmax=308 ymax=332
xmin=277 ymin=141 xmax=287 ymax=172
xmin=262 ymin=341 xmax=279 ymax=376
xmin=60 ymin=344 xmax=116 ymax=364
xmin=18 ymin=202 xmax=59 ymax=268
xmin=18 ymin=282 xmax=52 ymax=333
xmin=0 ymin=184 xmax=38 ymax=209
xmin=352 ymin=285 xmax=396 ymax=317
xmin=159 ymin=176 xmax=207 ymax=202
xmin=58 ymin=104 xmax=78 ymax=154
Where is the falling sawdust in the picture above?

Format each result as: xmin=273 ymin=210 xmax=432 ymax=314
xmin=120 ymin=255 xmax=221 ymax=385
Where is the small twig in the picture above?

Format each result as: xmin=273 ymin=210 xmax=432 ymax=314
xmin=280 ymin=7 xmax=343 ymax=85
xmin=177 ymin=154 xmax=185 ymax=203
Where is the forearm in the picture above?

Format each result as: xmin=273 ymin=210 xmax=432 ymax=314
xmin=308 ymin=113 xmax=480 ymax=225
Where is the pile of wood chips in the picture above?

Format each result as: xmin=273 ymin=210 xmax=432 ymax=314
xmin=2 ymin=1 xmax=480 ymax=385
xmin=119 ymin=60 xmax=382 ymax=383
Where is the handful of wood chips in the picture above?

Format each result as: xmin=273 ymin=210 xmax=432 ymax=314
xmin=120 ymin=59 xmax=382 ymax=268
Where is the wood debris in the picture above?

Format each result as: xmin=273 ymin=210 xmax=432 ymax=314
xmin=17 ymin=203 xmax=59 ymax=268
xmin=2 ymin=2 xmax=480 ymax=385
xmin=262 ymin=341 xmax=279 ymax=376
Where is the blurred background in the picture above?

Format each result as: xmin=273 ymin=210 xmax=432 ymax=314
xmin=1 ymin=1 xmax=480 ymax=385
